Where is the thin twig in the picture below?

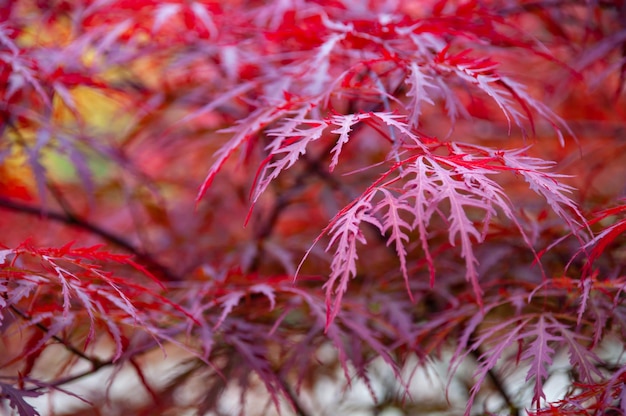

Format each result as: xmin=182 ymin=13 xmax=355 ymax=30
xmin=470 ymin=348 xmax=520 ymax=416
xmin=277 ymin=374 xmax=311 ymax=416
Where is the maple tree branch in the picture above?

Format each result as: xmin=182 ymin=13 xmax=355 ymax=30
xmin=0 ymin=196 xmax=181 ymax=281
xmin=500 ymin=0 xmax=620 ymax=14
xmin=21 ymin=336 xmax=166 ymax=394
xmin=8 ymin=305 xmax=104 ymax=369
xmin=247 ymin=181 xmax=304 ymax=273
xmin=470 ymin=348 xmax=520 ymax=416
xmin=278 ymin=375 xmax=310 ymax=416
xmin=247 ymin=137 xmax=351 ymax=272
xmin=254 ymin=177 xmax=308 ymax=242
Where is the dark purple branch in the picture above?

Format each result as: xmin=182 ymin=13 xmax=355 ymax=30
xmin=0 ymin=196 xmax=181 ymax=282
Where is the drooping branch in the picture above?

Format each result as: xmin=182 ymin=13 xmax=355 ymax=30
xmin=0 ymin=196 xmax=181 ymax=282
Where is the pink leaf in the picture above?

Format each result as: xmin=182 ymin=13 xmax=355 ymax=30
xmin=190 ymin=2 xmax=218 ymax=38
xmin=520 ymin=316 xmax=562 ymax=408
xmin=328 ymin=113 xmax=368 ymax=171
xmin=372 ymin=188 xmax=413 ymax=299
xmin=253 ymin=112 xmax=327 ymax=202
xmin=250 ymin=283 xmax=276 ymax=310
xmin=0 ymin=382 xmax=42 ymax=416
xmin=197 ymin=106 xmax=286 ymax=204
xmin=554 ymin=319 xmax=603 ymax=383
xmin=403 ymin=154 xmax=496 ymax=300
xmin=405 ymin=62 xmax=435 ymax=128
xmin=323 ymin=193 xmax=380 ymax=327
xmin=214 ymin=290 xmax=245 ymax=330
xmin=495 ymin=148 xmax=584 ymax=227
xmin=372 ymin=112 xmax=428 ymax=150
xmin=465 ymin=317 xmax=531 ymax=416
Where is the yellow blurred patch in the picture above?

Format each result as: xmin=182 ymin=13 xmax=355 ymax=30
xmin=0 ymin=143 xmax=36 ymax=197
xmin=16 ymin=15 xmax=72 ymax=48
xmin=52 ymin=86 xmax=133 ymax=135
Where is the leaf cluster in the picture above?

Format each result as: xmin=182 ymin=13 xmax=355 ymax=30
xmin=1 ymin=1 xmax=625 ymax=415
